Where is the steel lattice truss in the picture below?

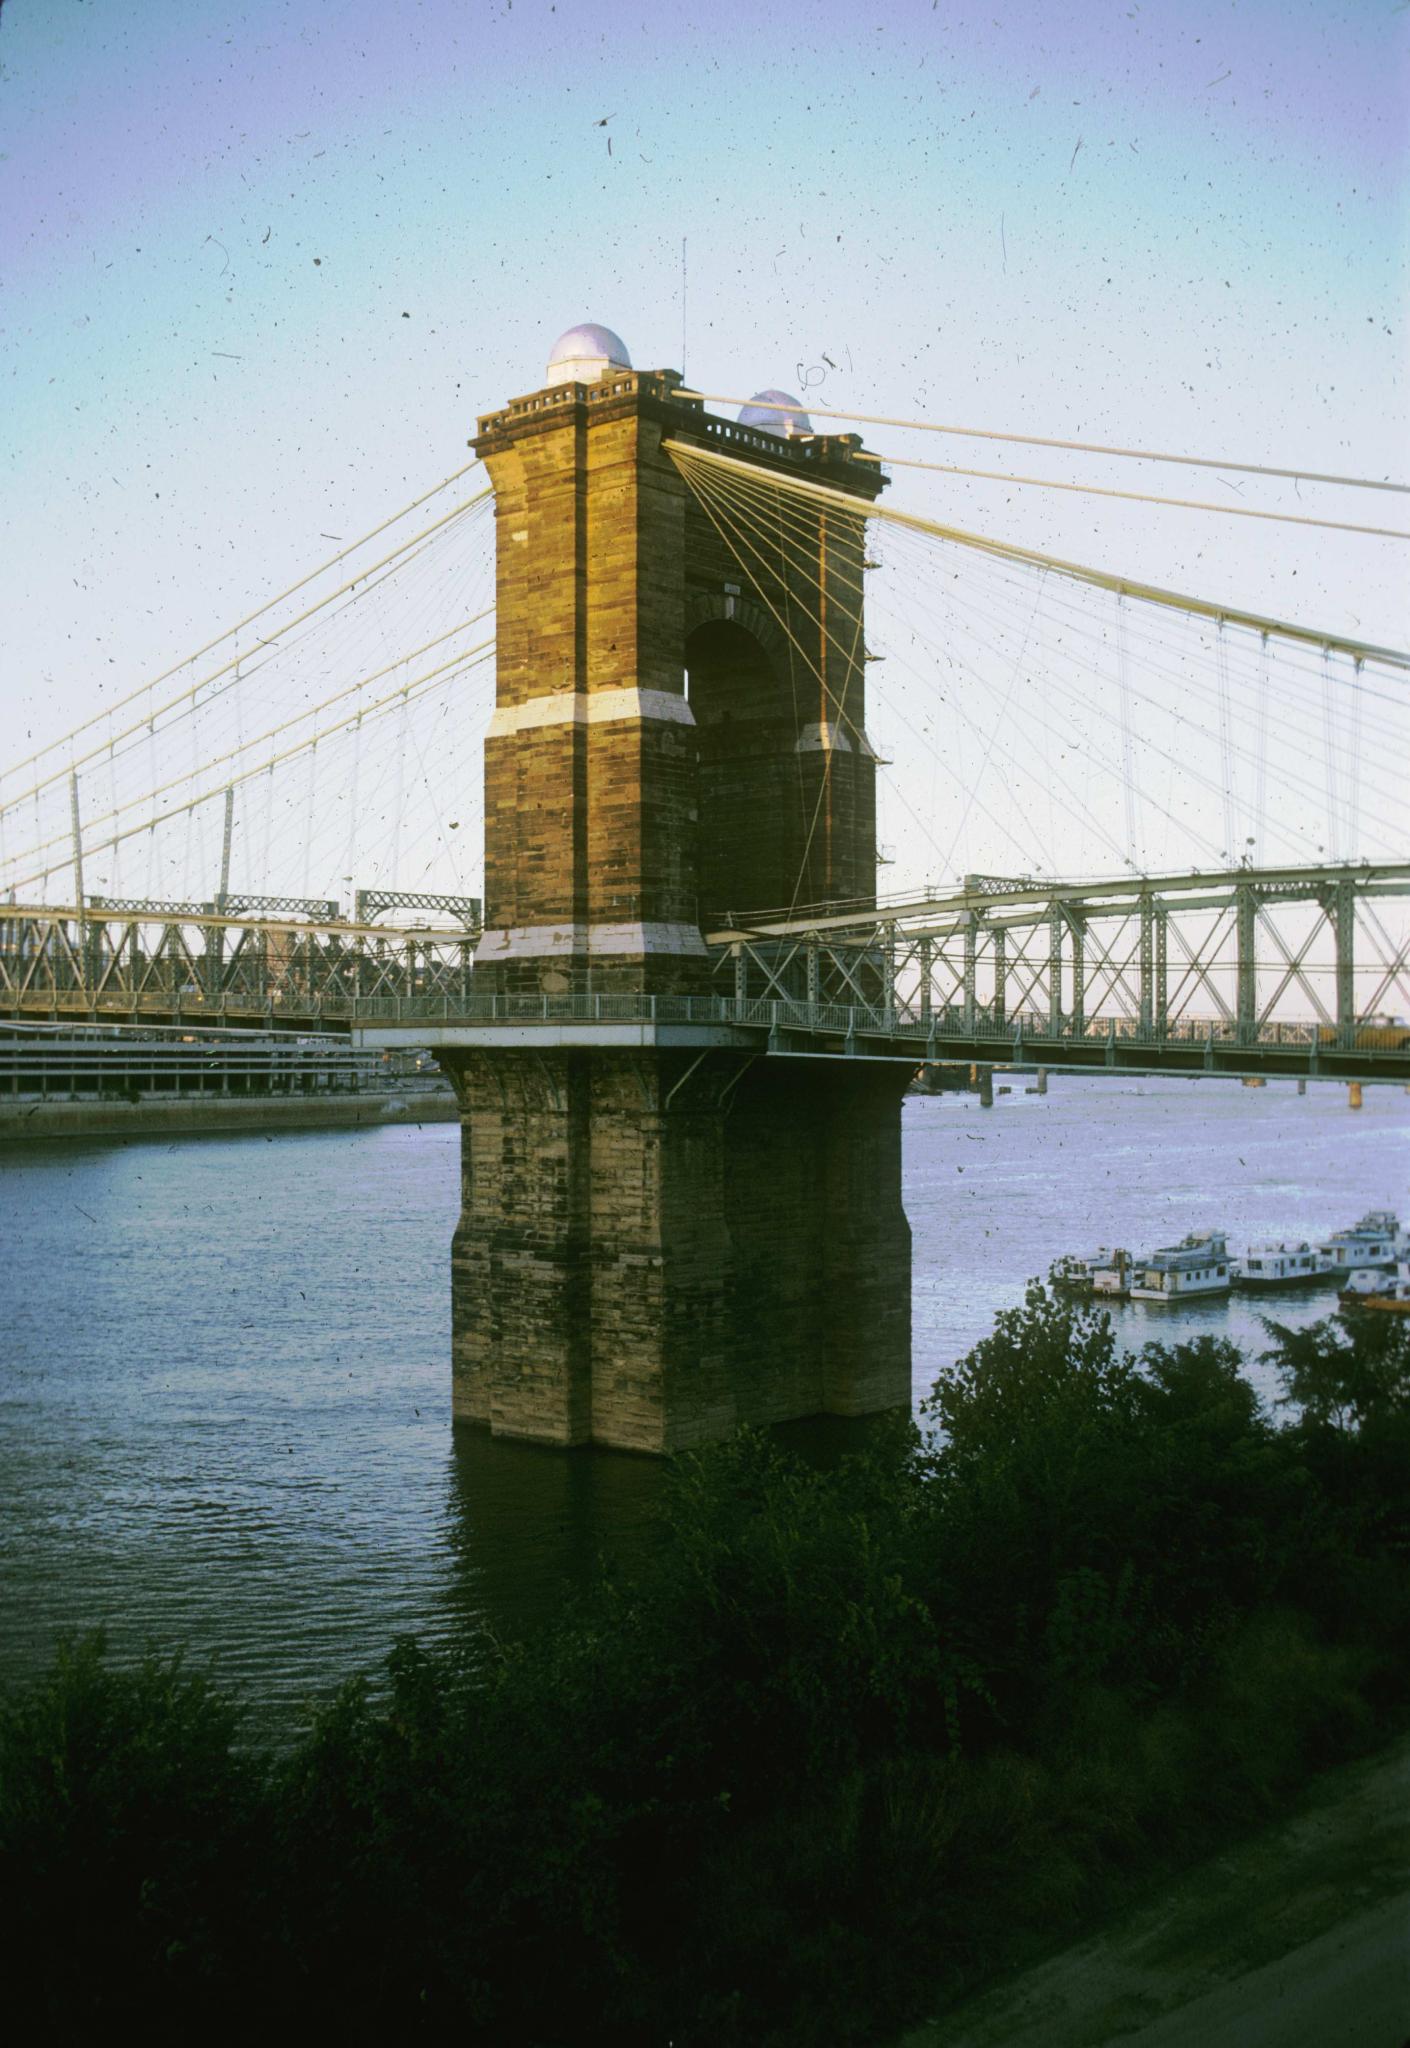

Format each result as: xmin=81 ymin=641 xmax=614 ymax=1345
xmin=6 ymin=863 xmax=1410 ymax=1079
xmin=354 ymin=889 xmax=483 ymax=926
xmin=707 ymin=862 xmax=1410 ymax=1064
xmin=0 ymin=905 xmax=474 ymax=1029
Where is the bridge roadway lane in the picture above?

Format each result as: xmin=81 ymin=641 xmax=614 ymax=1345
xmin=353 ymin=1006 xmax=1410 ymax=1087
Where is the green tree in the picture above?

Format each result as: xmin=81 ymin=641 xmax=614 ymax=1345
xmin=1264 ymin=1308 xmax=1410 ymax=1432
xmin=0 ymin=1634 xmax=266 ymax=2031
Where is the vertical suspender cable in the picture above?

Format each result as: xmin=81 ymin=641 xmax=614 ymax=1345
xmin=343 ymin=712 xmax=364 ymax=909
xmin=1347 ymin=656 xmax=1364 ymax=860
xmin=187 ymin=717 xmax=202 ymax=903
xmin=301 ymin=742 xmax=317 ymax=900
xmin=1116 ymin=594 xmax=1140 ymax=872
xmin=69 ymin=773 xmax=85 ymax=909
xmin=1321 ymin=646 xmax=1341 ymax=862
xmin=260 ymin=764 xmax=275 ymax=899
xmin=1253 ymin=633 xmax=1270 ymax=864
xmin=1215 ymin=621 xmax=1237 ymax=862
xmin=144 ymin=716 xmax=157 ymax=898
xmin=388 ymin=688 xmax=410 ymax=889
xmin=217 ymin=785 xmax=235 ymax=907
xmin=819 ymin=513 xmax=831 ymax=899
xmin=106 ymin=737 xmax=121 ymax=898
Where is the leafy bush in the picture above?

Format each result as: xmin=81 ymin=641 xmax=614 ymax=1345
xmin=0 ymin=1634 xmax=267 ymax=2031
xmin=4 ymin=1295 xmax=1407 ymax=2039
xmin=1264 ymin=1304 xmax=1410 ymax=1433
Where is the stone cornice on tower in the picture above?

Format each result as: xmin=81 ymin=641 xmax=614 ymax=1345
xmin=473 ymin=367 xmax=887 ymax=502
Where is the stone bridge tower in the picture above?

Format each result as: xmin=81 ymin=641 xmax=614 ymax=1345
xmin=439 ymin=325 xmax=910 ymax=1450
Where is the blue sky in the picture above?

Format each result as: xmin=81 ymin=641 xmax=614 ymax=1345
xmin=2 ymin=0 xmax=1406 ymax=890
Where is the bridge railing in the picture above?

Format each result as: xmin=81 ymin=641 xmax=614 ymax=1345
xmin=709 ymin=862 xmax=1410 ymax=1056
xmin=347 ymin=990 xmax=1383 ymax=1058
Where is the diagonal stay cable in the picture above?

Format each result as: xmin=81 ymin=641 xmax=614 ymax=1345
xmin=6 ymin=459 xmax=487 ymax=782
xmin=676 ymin=392 xmax=1408 ymax=495
xmin=666 ymin=442 xmax=1410 ymax=669
xmin=2 ymin=488 xmax=493 ymax=808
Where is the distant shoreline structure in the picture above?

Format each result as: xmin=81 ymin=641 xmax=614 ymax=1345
xmin=0 ymin=1091 xmax=457 ymax=1145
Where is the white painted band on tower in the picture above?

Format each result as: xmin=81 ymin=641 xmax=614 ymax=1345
xmin=487 ymin=688 xmax=696 ymax=738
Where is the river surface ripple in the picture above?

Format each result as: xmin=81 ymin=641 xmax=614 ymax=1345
xmin=2 ymin=1076 xmax=1406 ymax=1728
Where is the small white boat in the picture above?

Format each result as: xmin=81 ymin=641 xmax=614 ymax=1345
xmin=1340 ymin=1262 xmax=1390 ymax=1298
xmin=1130 ymin=1232 xmax=1231 ymax=1303
xmin=1319 ymin=1211 xmax=1405 ymax=1278
xmin=1340 ymin=1260 xmax=1410 ymax=1313
xmin=1234 ymin=1241 xmax=1336 ymax=1290
xmin=1052 ymin=1247 xmax=1131 ymax=1296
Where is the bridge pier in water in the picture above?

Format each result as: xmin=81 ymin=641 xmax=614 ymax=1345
xmin=443 ymin=1047 xmax=910 ymax=1450
xmin=440 ymin=332 xmax=910 ymax=1451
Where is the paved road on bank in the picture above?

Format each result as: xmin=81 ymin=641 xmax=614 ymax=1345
xmin=903 ymin=1735 xmax=1410 ymax=2048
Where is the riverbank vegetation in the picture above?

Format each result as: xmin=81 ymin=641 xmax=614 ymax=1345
xmin=4 ymin=1293 xmax=1407 ymax=2040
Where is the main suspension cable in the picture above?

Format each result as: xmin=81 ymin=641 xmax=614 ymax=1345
xmin=677 ymin=393 xmax=1408 ymax=496
xmin=2 ymin=489 xmax=492 ymax=810
xmin=860 ymin=451 xmax=1410 ymax=540
xmin=666 ymin=442 xmax=1410 ymax=670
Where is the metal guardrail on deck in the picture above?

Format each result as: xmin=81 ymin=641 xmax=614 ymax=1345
xmin=347 ymin=990 xmax=1410 ymax=1078
xmin=345 ymin=989 xmax=1298 ymax=1042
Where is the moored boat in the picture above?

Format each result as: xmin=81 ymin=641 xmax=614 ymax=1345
xmin=1052 ymin=1247 xmax=1132 ymax=1296
xmin=1234 ymin=1241 xmax=1336 ymax=1289
xmin=1340 ymin=1260 xmax=1410 ymax=1313
xmin=1318 ymin=1211 xmax=1405 ymax=1278
xmin=1091 ymin=1249 xmax=1135 ymax=1297
xmin=1130 ymin=1232 xmax=1231 ymax=1303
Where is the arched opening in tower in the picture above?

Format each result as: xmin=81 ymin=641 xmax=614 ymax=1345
xmin=686 ymin=619 xmax=810 ymax=923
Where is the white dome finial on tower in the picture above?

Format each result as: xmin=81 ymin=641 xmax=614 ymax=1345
xmin=738 ymin=390 xmax=813 ymax=437
xmin=546 ymin=322 xmax=632 ymax=385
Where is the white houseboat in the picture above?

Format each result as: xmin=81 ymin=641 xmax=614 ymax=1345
xmin=1130 ymin=1232 xmax=1231 ymax=1303
xmin=1234 ymin=1242 xmax=1335 ymax=1290
xmin=1319 ymin=1211 xmax=1405 ymax=1278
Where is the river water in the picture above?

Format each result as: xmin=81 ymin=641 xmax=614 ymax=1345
xmin=2 ymin=1076 xmax=1406 ymax=1730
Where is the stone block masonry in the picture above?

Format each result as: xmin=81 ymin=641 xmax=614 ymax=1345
xmin=445 ymin=1047 xmax=910 ymax=1451
xmin=443 ymin=349 xmax=911 ymax=1448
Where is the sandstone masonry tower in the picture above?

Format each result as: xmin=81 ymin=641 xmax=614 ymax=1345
xmin=439 ymin=326 xmax=911 ymax=1450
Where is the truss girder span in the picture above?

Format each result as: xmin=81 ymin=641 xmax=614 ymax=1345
xmin=0 ymin=905 xmax=473 ymax=1030
xmin=5 ymin=862 xmax=1408 ymax=1074
xmin=709 ymin=861 xmax=1410 ymax=1060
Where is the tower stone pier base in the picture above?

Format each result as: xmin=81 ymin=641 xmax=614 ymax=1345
xmin=445 ymin=1047 xmax=910 ymax=1452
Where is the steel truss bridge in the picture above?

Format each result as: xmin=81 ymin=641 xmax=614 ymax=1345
xmin=344 ymin=862 xmax=1410 ymax=1084
xmin=4 ymin=864 xmax=1408 ymax=1081
xmin=0 ymin=900 xmax=479 ymax=1032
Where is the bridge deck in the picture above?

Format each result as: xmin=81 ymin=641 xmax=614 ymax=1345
xmin=352 ymin=995 xmax=1410 ymax=1084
